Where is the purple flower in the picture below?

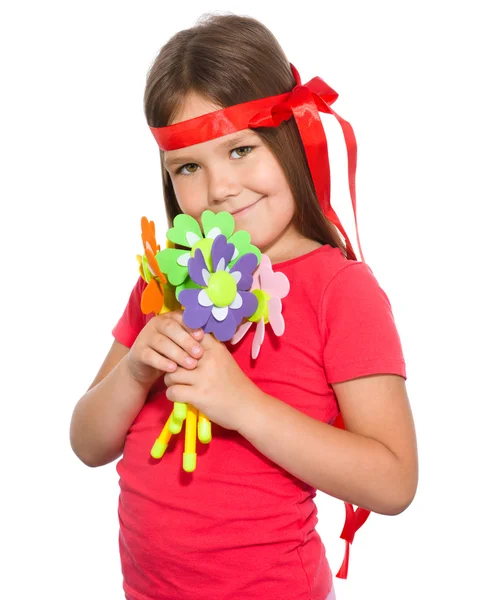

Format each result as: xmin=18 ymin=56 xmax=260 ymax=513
xmin=178 ymin=235 xmax=258 ymax=341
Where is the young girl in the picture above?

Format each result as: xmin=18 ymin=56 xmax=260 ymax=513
xmin=70 ymin=13 xmax=418 ymax=600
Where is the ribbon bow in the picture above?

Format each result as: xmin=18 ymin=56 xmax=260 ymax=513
xmin=248 ymin=63 xmax=364 ymax=263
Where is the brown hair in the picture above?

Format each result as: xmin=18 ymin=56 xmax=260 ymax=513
xmin=143 ymin=12 xmax=351 ymax=258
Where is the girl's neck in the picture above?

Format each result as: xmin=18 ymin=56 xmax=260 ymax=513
xmin=262 ymin=226 xmax=323 ymax=265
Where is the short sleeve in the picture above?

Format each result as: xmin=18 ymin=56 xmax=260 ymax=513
xmin=111 ymin=275 xmax=148 ymax=348
xmin=320 ymin=262 xmax=407 ymax=384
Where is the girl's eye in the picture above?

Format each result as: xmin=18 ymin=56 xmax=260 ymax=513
xmin=231 ymin=146 xmax=253 ymax=159
xmin=175 ymin=146 xmax=254 ymax=176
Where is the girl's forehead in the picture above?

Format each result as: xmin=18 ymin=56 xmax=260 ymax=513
xmin=171 ymin=92 xmax=222 ymax=125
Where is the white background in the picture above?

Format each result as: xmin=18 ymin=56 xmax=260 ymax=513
xmin=1 ymin=1 xmax=476 ymax=598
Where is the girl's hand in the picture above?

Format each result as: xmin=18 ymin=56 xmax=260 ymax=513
xmin=127 ymin=310 xmax=204 ymax=386
xmin=163 ymin=333 xmax=261 ymax=432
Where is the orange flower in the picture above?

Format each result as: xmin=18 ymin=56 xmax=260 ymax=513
xmin=138 ymin=217 xmax=167 ymax=315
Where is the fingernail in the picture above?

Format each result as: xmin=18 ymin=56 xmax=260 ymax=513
xmin=193 ymin=330 xmax=203 ymax=338
xmin=185 ymin=357 xmax=195 ymax=366
xmin=192 ymin=346 xmax=201 ymax=356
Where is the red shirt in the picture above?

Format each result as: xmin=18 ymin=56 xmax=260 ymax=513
xmin=111 ymin=244 xmax=407 ymax=600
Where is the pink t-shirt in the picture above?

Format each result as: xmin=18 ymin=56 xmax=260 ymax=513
xmin=111 ymin=244 xmax=407 ymax=600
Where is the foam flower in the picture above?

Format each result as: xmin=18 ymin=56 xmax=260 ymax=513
xmin=156 ymin=211 xmax=261 ymax=293
xmin=137 ymin=216 xmax=180 ymax=315
xmin=178 ymin=234 xmax=259 ymax=342
xmin=230 ymin=254 xmax=290 ymax=358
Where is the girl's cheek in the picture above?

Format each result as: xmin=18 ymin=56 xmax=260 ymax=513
xmin=176 ymin=195 xmax=204 ymax=220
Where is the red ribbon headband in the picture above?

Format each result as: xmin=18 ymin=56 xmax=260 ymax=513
xmin=149 ymin=63 xmax=364 ymax=263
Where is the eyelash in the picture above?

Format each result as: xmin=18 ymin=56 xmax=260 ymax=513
xmin=174 ymin=146 xmax=255 ymax=176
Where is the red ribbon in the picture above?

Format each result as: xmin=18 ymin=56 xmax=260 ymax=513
xmin=332 ymin=412 xmax=371 ymax=579
xmin=149 ymin=63 xmax=365 ymax=262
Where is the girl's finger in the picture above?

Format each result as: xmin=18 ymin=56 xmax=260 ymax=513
xmin=164 ymin=367 xmax=195 ymax=387
xmin=151 ymin=333 xmax=200 ymax=370
xmin=153 ymin=317 xmax=204 ymax=362
xmin=141 ymin=346 xmax=178 ymax=373
xmin=169 ymin=310 xmax=204 ymax=338
xmin=165 ymin=384 xmax=189 ymax=404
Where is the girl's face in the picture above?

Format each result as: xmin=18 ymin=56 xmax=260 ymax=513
xmin=163 ymin=93 xmax=306 ymax=262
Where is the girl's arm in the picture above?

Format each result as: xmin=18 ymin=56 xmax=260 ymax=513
xmin=238 ymin=373 xmax=418 ymax=516
xmin=69 ymin=340 xmax=152 ymax=468
xmin=70 ymin=312 xmax=205 ymax=468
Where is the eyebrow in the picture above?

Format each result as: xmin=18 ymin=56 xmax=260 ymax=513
xmin=163 ymin=132 xmax=252 ymax=169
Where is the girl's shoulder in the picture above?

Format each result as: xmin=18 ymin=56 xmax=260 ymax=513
xmin=275 ymin=244 xmax=384 ymax=327
xmin=274 ymin=242 xmax=365 ymax=290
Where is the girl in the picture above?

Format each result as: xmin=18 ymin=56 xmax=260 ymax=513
xmin=69 ymin=12 xmax=418 ymax=600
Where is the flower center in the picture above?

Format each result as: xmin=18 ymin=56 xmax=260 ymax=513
xmin=207 ymin=271 xmax=237 ymax=307
xmin=250 ymin=289 xmax=270 ymax=323
xmin=191 ymin=238 xmax=214 ymax=271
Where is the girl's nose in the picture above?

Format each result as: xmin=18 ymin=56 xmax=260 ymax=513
xmin=206 ymin=167 xmax=242 ymax=206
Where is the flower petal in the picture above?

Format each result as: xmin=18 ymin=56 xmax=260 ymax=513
xmin=202 ymin=269 xmax=210 ymax=285
xmin=229 ymin=252 xmax=258 ymax=290
xmin=258 ymin=253 xmax=272 ymax=270
xmin=211 ymin=234 xmax=235 ymax=272
xmin=167 ymin=214 xmax=203 ymax=248
xmin=156 ymin=248 xmax=189 ymax=285
xmin=231 ymin=291 xmax=258 ymax=323
xmin=177 ymin=288 xmax=201 ymax=307
xmin=198 ymin=289 xmax=213 ymax=307
xmin=183 ymin=303 xmax=212 ymax=329
xmin=201 ymin=210 xmax=235 ymax=240
xmin=177 ymin=252 xmax=190 ymax=267
xmin=268 ymin=297 xmax=285 ymax=336
xmin=212 ymin=305 xmax=229 ymax=322
xmin=230 ymin=271 xmax=242 ymax=284
xmin=260 ymin=261 xmax=290 ymax=298
xmin=227 ymin=230 xmax=261 ymax=269
xmin=206 ymin=226 xmax=221 ymax=240
xmin=174 ymin=276 xmax=201 ymax=301
xmin=140 ymin=279 xmax=164 ymax=315
xmin=230 ymin=321 xmax=253 ymax=345
xmin=178 ymin=289 xmax=212 ymax=329
xmin=230 ymin=293 xmax=243 ymax=309
xmin=252 ymin=317 xmax=266 ymax=359
xmin=185 ymin=231 xmax=201 ymax=247
xmin=188 ymin=249 xmax=210 ymax=286
xmin=230 ymin=252 xmax=258 ymax=276
xmin=204 ymin=310 xmax=237 ymax=341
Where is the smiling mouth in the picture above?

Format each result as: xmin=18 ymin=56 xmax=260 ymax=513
xmin=231 ymin=196 xmax=264 ymax=216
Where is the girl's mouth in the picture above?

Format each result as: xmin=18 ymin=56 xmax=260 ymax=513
xmin=231 ymin=196 xmax=264 ymax=218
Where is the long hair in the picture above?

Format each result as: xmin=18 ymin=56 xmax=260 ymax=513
xmin=143 ymin=12 xmax=350 ymax=258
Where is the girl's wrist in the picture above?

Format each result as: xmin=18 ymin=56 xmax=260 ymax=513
xmin=237 ymin=385 xmax=271 ymax=438
xmin=119 ymin=355 xmax=157 ymax=397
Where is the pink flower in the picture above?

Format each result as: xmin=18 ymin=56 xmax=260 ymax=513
xmin=230 ymin=254 xmax=290 ymax=358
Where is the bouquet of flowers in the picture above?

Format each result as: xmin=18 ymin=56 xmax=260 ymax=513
xmin=136 ymin=210 xmax=290 ymax=472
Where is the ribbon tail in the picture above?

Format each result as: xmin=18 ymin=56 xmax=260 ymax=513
xmin=291 ymin=93 xmax=361 ymax=263
xmin=330 ymin=108 xmax=366 ymax=263
xmin=323 ymin=197 xmax=358 ymax=262
xmin=290 ymin=102 xmax=331 ymax=239
xmin=335 ymin=502 xmax=371 ymax=579
xmin=336 ymin=540 xmax=350 ymax=579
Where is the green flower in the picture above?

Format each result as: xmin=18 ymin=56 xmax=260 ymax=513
xmin=156 ymin=210 xmax=261 ymax=298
